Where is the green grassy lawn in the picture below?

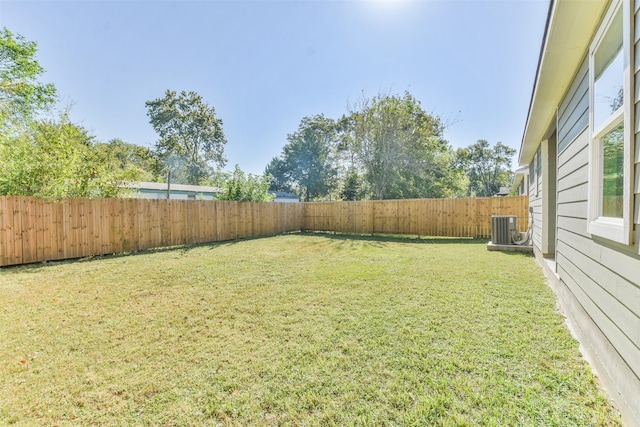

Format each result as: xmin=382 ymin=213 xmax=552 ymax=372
xmin=0 ymin=233 xmax=621 ymax=426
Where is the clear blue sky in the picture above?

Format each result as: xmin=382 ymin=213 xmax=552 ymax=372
xmin=0 ymin=0 xmax=549 ymax=175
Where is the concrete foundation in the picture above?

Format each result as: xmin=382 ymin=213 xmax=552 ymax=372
xmin=486 ymin=242 xmax=534 ymax=254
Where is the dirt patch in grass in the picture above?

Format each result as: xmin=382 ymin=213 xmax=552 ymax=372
xmin=0 ymin=234 xmax=621 ymax=426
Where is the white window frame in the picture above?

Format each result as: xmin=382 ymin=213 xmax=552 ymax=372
xmin=587 ymin=0 xmax=634 ymax=245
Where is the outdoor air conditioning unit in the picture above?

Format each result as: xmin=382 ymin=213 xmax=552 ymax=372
xmin=491 ymin=215 xmax=517 ymax=245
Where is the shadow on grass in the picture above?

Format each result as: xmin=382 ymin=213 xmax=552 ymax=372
xmin=0 ymin=233 xmax=290 ymax=273
xmin=298 ymin=230 xmax=488 ymax=245
xmin=491 ymin=249 xmax=534 ymax=257
xmin=0 ymin=231 xmax=489 ymax=273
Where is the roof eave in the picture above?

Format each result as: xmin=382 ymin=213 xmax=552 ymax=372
xmin=512 ymin=165 xmax=530 ymax=188
xmin=519 ymin=0 xmax=608 ymax=167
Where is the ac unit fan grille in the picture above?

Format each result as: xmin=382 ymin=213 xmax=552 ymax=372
xmin=491 ymin=215 xmax=517 ymax=245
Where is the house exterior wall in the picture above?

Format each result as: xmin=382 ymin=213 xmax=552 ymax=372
xmin=271 ymin=191 xmax=300 ymax=203
xmin=131 ymin=189 xmax=216 ymax=200
xmin=519 ymin=179 xmax=527 ymax=196
xmin=558 ymin=58 xmax=589 ymax=153
xmin=542 ymin=135 xmax=557 ymax=256
xmin=550 ymin=31 xmax=640 ymax=424
xmin=273 ymin=197 xmax=300 ymax=203
xmin=530 ymin=148 xmax=543 ymax=251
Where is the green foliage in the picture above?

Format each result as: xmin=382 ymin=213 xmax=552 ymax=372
xmin=265 ymin=92 xmax=469 ymax=201
xmin=94 ymin=138 xmax=162 ymax=182
xmin=0 ymin=29 xmax=145 ymax=198
xmin=214 ymin=164 xmax=274 ymax=202
xmin=146 ymin=90 xmax=227 ymax=185
xmin=340 ymin=169 xmax=365 ymax=201
xmin=456 ymin=140 xmax=516 ymax=197
xmin=601 ymin=124 xmax=624 ymax=217
xmin=264 ymin=156 xmax=292 ymax=193
xmin=266 ymin=115 xmax=338 ymax=202
xmin=340 ymin=92 xmax=465 ymax=200
xmin=0 ymin=115 xmax=142 ymax=198
xmin=0 ymin=28 xmax=56 ymax=125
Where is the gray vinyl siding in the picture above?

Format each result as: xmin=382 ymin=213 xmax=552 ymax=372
xmin=556 ymin=126 xmax=640 ymax=419
xmin=557 ymin=126 xmax=640 ymax=343
xmin=529 ymin=151 xmax=542 ymax=251
xmin=552 ymin=8 xmax=640 ymax=417
xmin=558 ymin=58 xmax=589 ymax=153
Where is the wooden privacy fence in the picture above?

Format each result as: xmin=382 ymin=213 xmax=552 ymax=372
xmin=0 ymin=197 xmax=303 ymax=267
xmin=303 ymin=196 xmax=529 ymax=238
xmin=0 ymin=195 xmax=528 ymax=267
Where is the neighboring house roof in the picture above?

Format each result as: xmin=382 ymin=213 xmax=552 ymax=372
xmin=270 ymin=191 xmax=298 ymax=199
xmin=122 ymin=183 xmax=300 ymax=201
xmin=519 ymin=0 xmax=608 ymax=166
xmin=512 ymin=165 xmax=529 ymax=190
xmin=123 ymin=182 xmax=221 ymax=194
xmin=495 ymin=186 xmax=511 ymax=197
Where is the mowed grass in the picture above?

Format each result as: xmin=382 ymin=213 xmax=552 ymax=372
xmin=0 ymin=233 xmax=621 ymax=426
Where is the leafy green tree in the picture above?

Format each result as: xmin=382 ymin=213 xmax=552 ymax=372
xmin=145 ymin=90 xmax=227 ymax=185
xmin=0 ymin=114 xmax=139 ymax=198
xmin=341 ymin=92 xmax=463 ymax=199
xmin=456 ymin=140 xmax=516 ymax=197
xmin=94 ymin=138 xmax=162 ymax=182
xmin=0 ymin=29 xmax=140 ymax=198
xmin=0 ymin=28 xmax=56 ymax=125
xmin=340 ymin=169 xmax=366 ymax=201
xmin=266 ymin=115 xmax=338 ymax=202
xmin=214 ymin=164 xmax=274 ymax=202
xmin=263 ymin=156 xmax=292 ymax=193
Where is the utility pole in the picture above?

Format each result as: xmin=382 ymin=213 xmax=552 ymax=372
xmin=167 ymin=170 xmax=171 ymax=199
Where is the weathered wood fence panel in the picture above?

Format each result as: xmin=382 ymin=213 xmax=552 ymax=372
xmin=302 ymin=196 xmax=529 ymax=238
xmin=0 ymin=197 xmax=304 ymax=267
xmin=0 ymin=196 xmax=527 ymax=267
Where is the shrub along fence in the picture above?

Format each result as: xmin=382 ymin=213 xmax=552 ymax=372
xmin=0 ymin=195 xmax=528 ymax=267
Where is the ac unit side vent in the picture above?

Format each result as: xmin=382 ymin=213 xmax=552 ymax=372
xmin=491 ymin=215 xmax=517 ymax=245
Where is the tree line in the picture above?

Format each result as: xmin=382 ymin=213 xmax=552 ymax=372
xmin=0 ymin=28 xmax=516 ymax=201
xmin=265 ymin=93 xmax=516 ymax=201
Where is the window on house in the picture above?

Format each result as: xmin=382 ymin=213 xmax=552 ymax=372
xmin=529 ymin=158 xmax=535 ymax=187
xmin=588 ymin=0 xmax=632 ymax=244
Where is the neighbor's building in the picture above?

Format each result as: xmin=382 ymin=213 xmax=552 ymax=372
xmin=519 ymin=0 xmax=639 ymax=424
xmin=123 ymin=182 xmax=300 ymax=203
xmin=124 ymin=182 xmax=219 ymax=200
xmin=512 ymin=165 xmax=530 ymax=196
xmin=269 ymin=191 xmax=300 ymax=203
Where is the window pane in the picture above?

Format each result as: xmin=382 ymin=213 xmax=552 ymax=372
xmin=601 ymin=123 xmax=624 ymax=218
xmin=593 ymin=6 xmax=623 ymax=130
xmin=529 ymin=158 xmax=534 ymax=184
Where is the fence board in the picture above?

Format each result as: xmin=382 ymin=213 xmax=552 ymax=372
xmin=0 ymin=196 xmax=525 ymax=267
xmin=301 ymin=196 xmax=528 ymax=239
xmin=0 ymin=197 xmax=6 ymax=265
xmin=11 ymin=197 xmax=22 ymax=265
xmin=20 ymin=197 xmax=34 ymax=263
